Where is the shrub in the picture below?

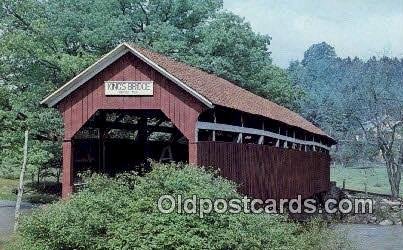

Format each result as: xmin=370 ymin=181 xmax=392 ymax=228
xmin=10 ymin=162 xmax=345 ymax=249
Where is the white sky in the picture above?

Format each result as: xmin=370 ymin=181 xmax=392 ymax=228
xmin=224 ymin=0 xmax=403 ymax=67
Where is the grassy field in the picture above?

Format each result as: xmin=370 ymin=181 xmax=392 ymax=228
xmin=0 ymin=235 xmax=11 ymax=250
xmin=331 ymin=166 xmax=403 ymax=196
xmin=0 ymin=178 xmax=60 ymax=203
xmin=0 ymin=178 xmax=19 ymax=201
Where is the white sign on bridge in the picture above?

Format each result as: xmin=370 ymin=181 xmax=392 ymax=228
xmin=105 ymin=81 xmax=154 ymax=96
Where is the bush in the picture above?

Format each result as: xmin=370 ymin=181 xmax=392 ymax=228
xmin=10 ymin=162 xmax=345 ymax=249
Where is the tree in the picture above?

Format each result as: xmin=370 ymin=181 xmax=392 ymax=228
xmin=346 ymin=57 xmax=403 ymax=197
xmin=153 ymin=12 xmax=302 ymax=109
xmin=301 ymin=42 xmax=337 ymax=66
xmin=289 ymin=43 xmax=403 ymax=197
xmin=0 ymin=0 xmax=302 ymax=179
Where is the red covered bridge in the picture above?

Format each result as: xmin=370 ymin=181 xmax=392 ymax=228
xmin=41 ymin=43 xmax=336 ymax=199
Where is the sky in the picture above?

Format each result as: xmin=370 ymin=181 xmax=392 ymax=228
xmin=224 ymin=0 xmax=403 ymax=68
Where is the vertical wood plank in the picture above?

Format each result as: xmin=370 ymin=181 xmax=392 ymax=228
xmin=195 ymin=141 xmax=331 ymax=200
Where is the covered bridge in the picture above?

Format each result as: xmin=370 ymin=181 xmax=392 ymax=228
xmin=41 ymin=43 xmax=336 ymax=199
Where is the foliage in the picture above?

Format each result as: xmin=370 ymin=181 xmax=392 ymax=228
xmin=0 ymin=84 xmax=62 ymax=179
xmin=151 ymin=12 xmax=304 ymax=108
xmin=0 ymin=0 xmax=302 ymax=179
xmin=10 ymin=162 xmax=344 ymax=250
xmin=288 ymin=42 xmax=403 ymax=196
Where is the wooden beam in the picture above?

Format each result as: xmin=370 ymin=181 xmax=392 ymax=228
xmin=312 ymin=135 xmax=316 ymax=151
xmin=88 ymin=121 xmax=176 ymax=134
xmin=238 ymin=114 xmax=244 ymax=144
xmin=197 ymin=121 xmax=331 ymax=150
xmin=212 ymin=110 xmax=216 ymax=141
xmin=236 ymin=133 xmax=242 ymax=143
xmin=98 ymin=111 xmax=106 ymax=172
xmin=258 ymin=121 xmax=264 ymax=144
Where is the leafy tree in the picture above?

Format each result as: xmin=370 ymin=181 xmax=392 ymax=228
xmin=289 ymin=42 xmax=403 ymax=197
xmin=301 ymin=42 xmax=337 ymax=66
xmin=0 ymin=0 xmax=302 ymax=179
xmin=345 ymin=57 xmax=403 ymax=197
xmin=0 ymin=84 xmax=62 ymax=180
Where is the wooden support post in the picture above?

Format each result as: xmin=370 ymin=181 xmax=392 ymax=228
xmin=258 ymin=121 xmax=264 ymax=144
xmin=195 ymin=127 xmax=199 ymax=142
xmin=62 ymin=140 xmax=73 ymax=198
xmin=312 ymin=135 xmax=316 ymax=152
xmin=276 ymin=127 xmax=280 ymax=147
xmin=238 ymin=114 xmax=244 ymax=143
xmin=237 ymin=133 xmax=242 ymax=143
xmin=98 ymin=111 xmax=106 ymax=173
xmin=189 ymin=120 xmax=199 ymax=165
xmin=304 ymin=135 xmax=308 ymax=152
xmin=159 ymin=146 xmax=173 ymax=162
xmin=188 ymin=143 xmax=198 ymax=165
xmin=284 ymin=129 xmax=288 ymax=148
xmin=137 ymin=117 xmax=149 ymax=160
xmin=212 ymin=110 xmax=216 ymax=141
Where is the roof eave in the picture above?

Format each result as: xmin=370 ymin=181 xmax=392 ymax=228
xmin=41 ymin=44 xmax=129 ymax=107
xmin=123 ymin=43 xmax=213 ymax=108
xmin=41 ymin=43 xmax=214 ymax=109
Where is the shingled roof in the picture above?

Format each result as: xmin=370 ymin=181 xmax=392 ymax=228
xmin=41 ymin=43 xmax=334 ymax=143
xmin=130 ymin=44 xmax=333 ymax=142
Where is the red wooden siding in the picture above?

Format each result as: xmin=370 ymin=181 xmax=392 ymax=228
xmin=62 ymin=141 xmax=73 ymax=197
xmin=56 ymin=51 xmax=332 ymax=199
xmin=196 ymin=141 xmax=330 ymax=200
xmin=58 ymin=53 xmax=206 ymax=142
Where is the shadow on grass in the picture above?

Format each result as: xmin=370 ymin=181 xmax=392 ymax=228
xmin=23 ymin=182 xmax=61 ymax=204
xmin=0 ymin=179 xmax=61 ymax=204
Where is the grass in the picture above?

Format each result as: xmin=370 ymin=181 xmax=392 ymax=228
xmin=0 ymin=178 xmax=59 ymax=249
xmin=0 ymin=177 xmax=60 ymax=203
xmin=0 ymin=235 xmax=11 ymax=250
xmin=0 ymin=178 xmax=19 ymax=201
xmin=331 ymin=166 xmax=403 ymax=196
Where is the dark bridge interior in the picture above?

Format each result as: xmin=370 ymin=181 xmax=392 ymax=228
xmin=71 ymin=110 xmax=188 ymax=182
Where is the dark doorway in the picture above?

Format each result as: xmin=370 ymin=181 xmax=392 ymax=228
xmin=72 ymin=110 xmax=188 ymax=183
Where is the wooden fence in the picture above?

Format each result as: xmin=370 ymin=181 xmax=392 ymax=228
xmin=196 ymin=141 xmax=330 ymax=200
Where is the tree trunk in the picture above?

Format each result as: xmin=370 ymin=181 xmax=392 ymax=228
xmin=384 ymin=153 xmax=401 ymax=198
xmin=386 ymin=165 xmax=399 ymax=198
xmin=14 ymin=130 xmax=29 ymax=233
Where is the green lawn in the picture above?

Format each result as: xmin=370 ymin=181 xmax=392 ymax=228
xmin=331 ymin=166 xmax=403 ymax=196
xmin=0 ymin=178 xmax=19 ymax=201
xmin=0 ymin=235 xmax=11 ymax=250
xmin=0 ymin=178 xmax=60 ymax=203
